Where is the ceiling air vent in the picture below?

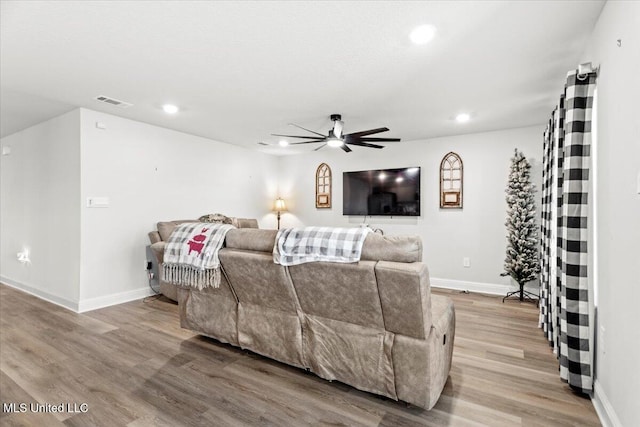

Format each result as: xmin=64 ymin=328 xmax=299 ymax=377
xmin=94 ymin=95 xmax=133 ymax=109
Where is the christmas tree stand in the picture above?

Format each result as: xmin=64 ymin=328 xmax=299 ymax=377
xmin=502 ymin=281 xmax=539 ymax=306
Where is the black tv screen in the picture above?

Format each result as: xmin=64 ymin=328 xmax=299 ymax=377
xmin=343 ymin=167 xmax=421 ymax=216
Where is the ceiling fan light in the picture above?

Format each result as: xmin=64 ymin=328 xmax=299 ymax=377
xmin=327 ymin=138 xmax=343 ymax=147
xmin=278 ymin=140 xmax=289 ymax=147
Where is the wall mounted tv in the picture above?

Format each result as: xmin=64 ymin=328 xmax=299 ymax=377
xmin=343 ymin=167 xmax=421 ymax=216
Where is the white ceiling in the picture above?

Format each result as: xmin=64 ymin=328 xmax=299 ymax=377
xmin=1 ymin=1 xmax=604 ymax=154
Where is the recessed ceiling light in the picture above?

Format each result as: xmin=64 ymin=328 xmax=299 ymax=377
xmin=455 ymin=113 xmax=471 ymax=123
xmin=409 ymin=25 xmax=437 ymax=45
xmin=162 ymin=104 xmax=179 ymax=114
xmin=279 ymin=140 xmax=289 ymax=147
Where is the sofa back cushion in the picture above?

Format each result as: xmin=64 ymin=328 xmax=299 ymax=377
xmin=225 ymin=229 xmax=421 ymax=262
xmin=225 ymin=229 xmax=277 ymax=252
xmin=288 ymin=260 xmax=385 ymax=329
xmin=219 ymin=250 xmax=298 ymax=313
xmin=361 ymin=233 xmax=422 ymax=262
xmin=156 ymin=218 xmax=261 ymax=242
xmin=233 ymin=218 xmax=259 ymax=229
xmin=157 ymin=220 xmax=196 ymax=241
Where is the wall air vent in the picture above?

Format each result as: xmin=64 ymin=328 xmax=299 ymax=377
xmin=94 ymin=95 xmax=133 ymax=108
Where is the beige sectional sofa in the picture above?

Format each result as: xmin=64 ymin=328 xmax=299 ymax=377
xmin=148 ymin=224 xmax=455 ymax=410
xmin=148 ymin=218 xmax=258 ymax=300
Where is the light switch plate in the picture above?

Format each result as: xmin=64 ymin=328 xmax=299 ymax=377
xmin=1 ymin=146 xmax=11 ymax=156
xmin=86 ymin=197 xmax=110 ymax=208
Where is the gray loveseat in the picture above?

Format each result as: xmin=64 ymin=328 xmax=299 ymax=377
xmin=150 ymin=226 xmax=455 ymax=410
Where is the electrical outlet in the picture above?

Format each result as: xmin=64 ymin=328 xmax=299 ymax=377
xmin=463 ymin=257 xmax=470 ymax=268
xmin=16 ymin=251 xmax=30 ymax=263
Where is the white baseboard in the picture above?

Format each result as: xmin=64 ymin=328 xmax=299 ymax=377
xmin=0 ymin=275 xmax=154 ymax=313
xmin=430 ymin=277 xmax=512 ymax=296
xmin=0 ymin=275 xmax=79 ymax=312
xmin=77 ymin=286 xmax=154 ymax=313
xmin=592 ymin=380 xmax=622 ymax=427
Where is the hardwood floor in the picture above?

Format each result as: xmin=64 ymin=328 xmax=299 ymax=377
xmin=0 ymin=284 xmax=600 ymax=426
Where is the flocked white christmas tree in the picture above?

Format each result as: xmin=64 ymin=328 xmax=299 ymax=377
xmin=502 ymin=149 xmax=540 ymax=302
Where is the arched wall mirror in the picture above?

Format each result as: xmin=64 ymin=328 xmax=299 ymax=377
xmin=440 ymin=152 xmax=463 ymax=208
xmin=316 ymin=163 xmax=332 ymax=208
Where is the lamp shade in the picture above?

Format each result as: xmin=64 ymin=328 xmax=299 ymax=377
xmin=274 ymin=198 xmax=287 ymax=212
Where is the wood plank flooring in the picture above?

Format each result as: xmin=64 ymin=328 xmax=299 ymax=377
xmin=0 ymin=284 xmax=600 ymax=426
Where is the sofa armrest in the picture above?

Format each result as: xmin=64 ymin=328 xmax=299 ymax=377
xmin=150 ymin=241 xmax=166 ymax=264
xmin=148 ymin=231 xmax=162 ymax=244
xmin=375 ymin=261 xmax=431 ymax=339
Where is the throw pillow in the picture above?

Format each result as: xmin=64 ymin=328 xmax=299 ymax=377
xmin=199 ymin=213 xmax=232 ymax=224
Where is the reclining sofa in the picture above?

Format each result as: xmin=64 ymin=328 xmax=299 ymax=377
xmin=148 ymin=223 xmax=455 ymax=410
xmin=148 ymin=218 xmax=258 ymax=300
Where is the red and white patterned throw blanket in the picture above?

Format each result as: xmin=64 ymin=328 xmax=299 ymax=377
xmin=162 ymin=223 xmax=235 ymax=289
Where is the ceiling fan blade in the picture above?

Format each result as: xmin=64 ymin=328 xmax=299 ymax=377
xmin=345 ymin=141 xmax=385 ymax=149
xmin=333 ymin=120 xmax=344 ymax=138
xmin=313 ymin=144 xmax=327 ymax=151
xmin=340 ymin=144 xmax=352 ymax=153
xmin=354 ymin=137 xmax=401 ymax=142
xmin=288 ymin=123 xmax=326 ymax=137
xmin=289 ymin=139 xmax=327 ymax=145
xmin=272 ymin=134 xmax=327 ymax=140
xmin=345 ymin=127 xmax=390 ymax=138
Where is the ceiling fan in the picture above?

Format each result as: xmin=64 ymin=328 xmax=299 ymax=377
xmin=272 ymin=114 xmax=400 ymax=152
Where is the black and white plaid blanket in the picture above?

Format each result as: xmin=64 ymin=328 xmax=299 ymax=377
xmin=273 ymin=226 xmax=371 ymax=266
xmin=162 ymin=223 xmax=235 ymax=289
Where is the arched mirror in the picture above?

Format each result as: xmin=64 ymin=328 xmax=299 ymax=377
xmin=316 ymin=163 xmax=332 ymax=208
xmin=440 ymin=152 xmax=463 ymax=208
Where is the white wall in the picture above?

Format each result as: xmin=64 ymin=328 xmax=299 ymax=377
xmin=582 ymin=2 xmax=640 ymax=426
xmin=0 ymin=110 xmax=81 ymax=309
xmin=78 ymin=108 xmax=280 ymax=309
xmin=278 ymin=125 xmax=542 ymax=293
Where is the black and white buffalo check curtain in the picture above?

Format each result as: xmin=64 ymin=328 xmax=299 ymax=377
xmin=539 ymin=70 xmax=596 ymax=393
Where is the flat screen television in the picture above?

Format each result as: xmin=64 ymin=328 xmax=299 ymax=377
xmin=343 ymin=167 xmax=421 ymax=216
